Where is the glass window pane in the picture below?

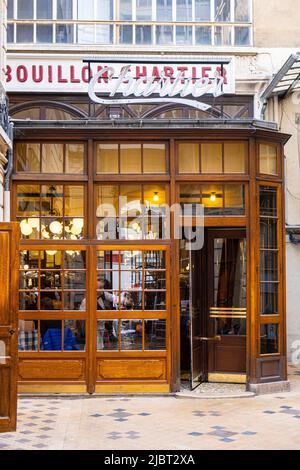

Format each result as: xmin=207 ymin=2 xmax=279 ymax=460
xmin=64 ymin=250 xmax=86 ymax=269
xmin=260 ymin=186 xmax=277 ymax=217
xmin=40 ymin=185 xmax=63 ymax=217
xmin=157 ymin=0 xmax=172 ymax=20
xmin=56 ymin=24 xmax=73 ymax=43
xmin=64 ymin=271 xmax=86 ymax=290
xmin=215 ymin=26 xmax=232 ymax=46
xmin=41 ymin=321 xmax=62 ymax=350
xmin=195 ymin=0 xmax=211 ymax=21
xmin=64 ymin=320 xmax=86 ymax=350
xmin=180 ymin=184 xmax=201 ymax=215
xmin=120 ymin=185 xmax=142 ymax=217
xmin=260 ymin=324 xmax=279 ymax=354
xmin=224 ymin=185 xmax=245 ymax=215
xmin=96 ymin=0 xmax=114 ymax=20
xmin=42 ymin=144 xmax=64 ymax=173
xmin=178 ymin=143 xmax=199 ymax=174
xmin=156 ymin=25 xmax=173 ymax=45
xmin=260 ymin=219 xmax=278 ymax=250
xmin=201 ymin=143 xmax=222 ymax=173
xmin=97 ymin=320 xmax=119 ymax=350
xmin=120 ymin=0 xmax=132 ymax=20
xmin=145 ymin=291 xmax=166 ymax=310
xmin=121 ymin=251 xmax=143 ymax=270
xmin=7 ymin=24 xmax=14 ymax=43
xmin=96 ymin=185 xmax=119 ymax=218
xmin=8 ymin=0 xmax=14 ymax=19
xmin=97 ymin=144 xmax=118 ymax=174
xmin=40 ymin=292 xmax=62 ymax=311
xmin=215 ymin=0 xmax=230 ymax=21
xmin=201 ymin=184 xmax=223 ymax=215
xmin=16 ymin=143 xmax=40 ymax=173
xmin=235 ymin=0 xmax=250 ymax=21
xmin=144 ymin=251 xmax=165 ymax=269
xmin=57 ymin=0 xmax=73 ymax=19
xmin=18 ymin=320 xmax=38 ymax=351
xmin=176 ymin=26 xmax=192 ymax=45
xmin=143 ymin=144 xmax=166 ymax=173
xmin=17 ymin=0 xmax=33 ymax=19
xmin=195 ymin=26 xmax=212 ymax=45
xmin=235 ymin=26 xmax=250 ymax=45
xmin=19 ymin=292 xmax=38 ymax=310
xmin=96 ymin=25 xmax=113 ymax=44
xmin=40 ymin=250 xmax=62 ymax=269
xmin=145 ymin=320 xmax=166 ymax=350
xmin=121 ymin=320 xmax=143 ymax=350
xmin=136 ymin=25 xmax=152 ymax=44
xmin=261 ymin=251 xmax=278 ymax=283
xmin=143 ymin=184 xmax=166 ymax=207
xmin=16 ymin=24 xmax=33 ymax=43
xmin=64 ymin=292 xmax=85 ymax=310
xmin=65 ymin=186 xmax=84 ymax=217
xmin=260 ymin=144 xmax=277 ymax=175
xmin=120 ymin=144 xmax=142 ymax=174
xmin=65 ymin=144 xmax=84 ymax=174
xmin=136 ymin=0 xmax=152 ymax=20
xmin=20 ymin=250 xmax=39 ymax=269
xmin=36 ymin=25 xmax=53 ymax=43
xmin=77 ymin=0 xmax=94 ymax=19
xmin=37 ymin=0 xmax=52 ymax=19
xmin=224 ymin=143 xmax=246 ymax=173
xmin=176 ymin=0 xmax=192 ymax=21
xmin=17 ymin=184 xmax=40 ymax=217
xmin=144 ymin=271 xmax=166 ymax=290
xmin=77 ymin=25 xmax=94 ymax=43
xmin=41 ymin=271 xmax=62 ymax=289
xmin=19 ymin=271 xmax=38 ymax=289
xmin=119 ymin=25 xmax=133 ymax=44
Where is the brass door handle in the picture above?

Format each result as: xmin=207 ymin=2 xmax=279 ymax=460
xmin=196 ymin=336 xmax=221 ymax=342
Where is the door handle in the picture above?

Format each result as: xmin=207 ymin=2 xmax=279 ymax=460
xmin=196 ymin=336 xmax=221 ymax=342
xmin=9 ymin=329 xmax=16 ymax=336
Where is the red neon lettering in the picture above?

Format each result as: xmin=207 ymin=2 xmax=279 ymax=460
xmin=58 ymin=65 xmax=68 ymax=83
xmin=17 ymin=65 xmax=28 ymax=83
xmin=32 ymin=65 xmax=43 ymax=83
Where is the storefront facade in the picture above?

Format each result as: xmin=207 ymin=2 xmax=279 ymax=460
xmin=4 ymin=0 xmax=295 ymax=394
xmin=5 ymin=73 xmax=288 ymax=393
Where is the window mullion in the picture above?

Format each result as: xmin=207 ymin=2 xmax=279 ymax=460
xmin=172 ymin=0 xmax=176 ymax=21
xmin=211 ymin=0 xmax=214 ymax=22
xmin=132 ymin=0 xmax=136 ymax=21
xmin=152 ymin=0 xmax=156 ymax=21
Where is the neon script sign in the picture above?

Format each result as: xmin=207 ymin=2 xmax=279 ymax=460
xmin=88 ymin=61 xmax=232 ymax=111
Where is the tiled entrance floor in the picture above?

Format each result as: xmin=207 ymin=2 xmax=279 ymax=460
xmin=1 ymin=366 xmax=300 ymax=450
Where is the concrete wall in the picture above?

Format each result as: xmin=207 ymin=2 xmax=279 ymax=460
xmin=254 ymin=0 xmax=300 ymax=48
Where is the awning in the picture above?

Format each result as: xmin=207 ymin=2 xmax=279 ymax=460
xmin=261 ymin=52 xmax=300 ymax=101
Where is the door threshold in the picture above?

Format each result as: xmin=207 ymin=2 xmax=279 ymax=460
xmin=208 ymin=373 xmax=246 ymax=384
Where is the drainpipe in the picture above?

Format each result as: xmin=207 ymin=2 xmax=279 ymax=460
xmin=4 ymin=122 xmax=14 ymax=222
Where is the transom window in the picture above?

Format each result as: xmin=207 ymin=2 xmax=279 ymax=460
xmin=7 ymin=0 xmax=252 ymax=46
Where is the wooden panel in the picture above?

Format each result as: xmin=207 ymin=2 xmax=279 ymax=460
xmin=0 ymin=232 xmax=10 ymax=325
xmin=95 ymin=383 xmax=170 ymax=393
xmin=256 ymin=357 xmax=284 ymax=382
xmin=98 ymin=359 xmax=166 ymax=380
xmin=19 ymin=360 xmax=85 ymax=380
xmin=18 ymin=384 xmax=87 ymax=394
xmin=0 ymin=223 xmax=19 ymax=433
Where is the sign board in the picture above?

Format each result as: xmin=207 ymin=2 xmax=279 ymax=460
xmin=6 ymin=55 xmax=235 ymax=110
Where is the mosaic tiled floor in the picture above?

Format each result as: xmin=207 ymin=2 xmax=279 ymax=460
xmin=1 ymin=366 xmax=300 ymax=450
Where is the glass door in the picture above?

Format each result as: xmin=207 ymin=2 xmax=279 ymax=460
xmin=207 ymin=229 xmax=247 ymax=381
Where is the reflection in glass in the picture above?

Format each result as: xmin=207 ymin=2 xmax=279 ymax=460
xmin=224 ymin=185 xmax=245 ymax=215
xmin=143 ymin=144 xmax=166 ymax=174
xmin=17 ymin=0 xmax=33 ymax=19
xmin=195 ymin=26 xmax=212 ymax=45
xmin=224 ymin=143 xmax=246 ymax=173
xmin=57 ymin=0 xmax=73 ymax=19
xmin=260 ymin=251 xmax=278 ymax=282
xmin=120 ymin=0 xmax=132 ymax=20
xmin=77 ymin=25 xmax=94 ymax=43
xmin=42 ymin=144 xmax=64 ymax=173
xmin=41 ymin=185 xmax=63 ymax=216
xmin=37 ymin=0 xmax=52 ymax=19
xmin=97 ymin=271 xmax=119 ymax=291
xmin=120 ymin=25 xmax=133 ymax=44
xmin=215 ymin=0 xmax=230 ymax=21
xmin=97 ymin=320 xmax=119 ymax=350
xmin=176 ymin=26 xmax=192 ymax=44
xmin=145 ymin=251 xmax=165 ymax=269
xmin=144 ymin=271 xmax=166 ymax=290
xmin=136 ymin=0 xmax=152 ymax=20
xmin=121 ymin=251 xmax=143 ymax=270
xmin=260 ymin=219 xmax=278 ymax=250
xmin=96 ymin=291 xmax=118 ymax=311
xmin=120 ymin=144 xmax=142 ymax=174
xmin=37 ymin=25 xmax=53 ymax=43
xmin=121 ymin=271 xmax=142 ymax=290
xmin=235 ymin=27 xmax=250 ymax=46
xmin=121 ymin=291 xmax=142 ymax=310
xmin=136 ymin=25 xmax=152 ymax=44
xmin=64 ymin=251 xmax=86 ymax=269
xmin=177 ymin=0 xmax=192 ymax=21
xmin=64 ymin=292 xmax=86 ymax=311
xmin=17 ymin=185 xmax=40 ymax=217
xmin=16 ymin=143 xmax=40 ymax=172
xmin=201 ymin=143 xmax=222 ymax=173
xmin=20 ymin=250 xmax=39 ymax=269
xmin=259 ymin=144 xmax=277 ymax=175
xmin=18 ymin=320 xmax=38 ymax=351
xmin=97 ymin=251 xmax=120 ymax=270
xmin=41 ymin=250 xmax=62 ymax=269
xmin=156 ymin=25 xmax=173 ymax=45
xmin=65 ymin=144 xmax=84 ymax=174
xmin=145 ymin=320 xmax=166 ymax=350
xmin=56 ymin=24 xmax=73 ymax=43
xmin=260 ymin=187 xmax=277 ymax=217
xmin=215 ymin=26 xmax=232 ymax=46
xmin=261 ymin=324 xmax=279 ymax=354
xmin=235 ymin=0 xmax=250 ymax=22
xmin=64 ymin=320 xmax=86 ymax=350
xmin=157 ymin=0 xmax=172 ymax=21
xmin=195 ymin=0 xmax=211 ymax=21
xmin=97 ymin=144 xmax=119 ymax=174
xmin=121 ymin=320 xmax=143 ymax=351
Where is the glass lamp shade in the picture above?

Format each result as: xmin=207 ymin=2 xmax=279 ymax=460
xmin=20 ymin=220 xmax=33 ymax=236
xmin=49 ymin=221 xmax=63 ymax=235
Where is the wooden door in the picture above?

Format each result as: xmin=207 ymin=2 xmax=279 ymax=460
xmin=93 ymin=245 xmax=171 ymax=393
xmin=207 ymin=229 xmax=247 ymax=380
xmin=0 ymin=223 xmax=19 ymax=432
